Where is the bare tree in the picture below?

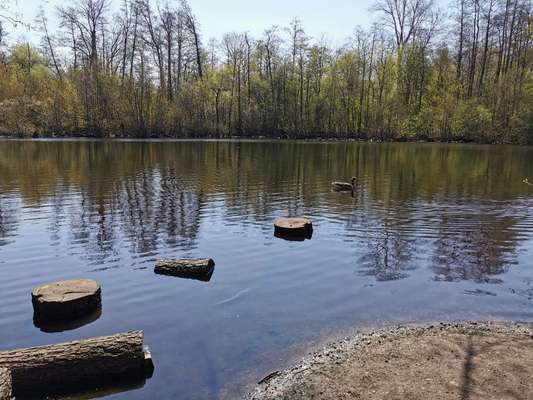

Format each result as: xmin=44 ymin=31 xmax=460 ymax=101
xmin=36 ymin=8 xmax=62 ymax=80
xmin=159 ymin=2 xmax=176 ymax=100
xmin=180 ymin=0 xmax=203 ymax=78
xmin=456 ymin=0 xmax=466 ymax=82
xmin=0 ymin=20 xmax=5 ymax=48
xmin=372 ymin=0 xmax=435 ymax=48
xmin=477 ymin=0 xmax=496 ymax=93
xmin=138 ymin=0 xmax=165 ymax=93
xmin=59 ymin=0 xmax=108 ymax=66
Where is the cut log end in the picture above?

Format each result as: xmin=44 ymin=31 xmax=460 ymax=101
xmin=155 ymin=259 xmax=215 ymax=282
xmin=143 ymin=347 xmax=155 ymax=378
xmin=31 ymin=279 xmax=101 ymax=322
xmin=274 ymin=218 xmax=313 ymax=239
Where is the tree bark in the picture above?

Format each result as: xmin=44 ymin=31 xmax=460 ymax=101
xmin=457 ymin=0 xmax=465 ymax=83
xmin=478 ymin=0 xmax=494 ymax=94
xmin=155 ymin=259 xmax=215 ymax=281
xmin=274 ymin=217 xmax=313 ymax=239
xmin=31 ymin=279 xmax=101 ymax=322
xmin=0 ymin=331 xmax=152 ymax=396
xmin=0 ymin=368 xmax=11 ymax=400
xmin=191 ymin=23 xmax=203 ymax=78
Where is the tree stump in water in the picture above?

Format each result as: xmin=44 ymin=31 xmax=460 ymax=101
xmin=155 ymin=259 xmax=215 ymax=282
xmin=274 ymin=218 xmax=313 ymax=240
xmin=0 ymin=331 xmax=153 ymax=397
xmin=0 ymin=368 xmax=11 ymax=400
xmin=31 ymin=279 xmax=101 ymax=322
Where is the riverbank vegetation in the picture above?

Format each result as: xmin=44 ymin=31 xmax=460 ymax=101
xmin=0 ymin=0 xmax=532 ymax=142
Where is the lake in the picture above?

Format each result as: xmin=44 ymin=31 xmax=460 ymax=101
xmin=1 ymin=139 xmax=532 ymax=399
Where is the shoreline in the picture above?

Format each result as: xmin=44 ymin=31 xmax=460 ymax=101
xmin=0 ymin=136 xmax=530 ymax=146
xmin=246 ymin=321 xmax=533 ymax=400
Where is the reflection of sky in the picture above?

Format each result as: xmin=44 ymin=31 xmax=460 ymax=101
xmin=1 ymin=140 xmax=533 ymax=399
xmin=4 ymin=0 xmax=450 ymax=46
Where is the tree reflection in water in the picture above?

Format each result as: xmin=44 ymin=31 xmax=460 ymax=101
xmin=0 ymin=140 xmax=532 ymax=281
xmin=358 ymin=219 xmax=418 ymax=281
xmin=432 ymin=211 xmax=521 ymax=283
xmin=1 ymin=140 xmax=533 ymax=400
xmin=0 ymin=196 xmax=18 ymax=247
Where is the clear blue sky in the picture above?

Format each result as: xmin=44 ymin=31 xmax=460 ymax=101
xmin=6 ymin=0 xmax=376 ymax=45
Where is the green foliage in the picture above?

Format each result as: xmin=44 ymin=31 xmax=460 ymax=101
xmin=0 ymin=0 xmax=531 ymax=144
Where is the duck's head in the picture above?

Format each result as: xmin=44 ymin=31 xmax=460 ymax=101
xmin=351 ymin=177 xmax=356 ymax=185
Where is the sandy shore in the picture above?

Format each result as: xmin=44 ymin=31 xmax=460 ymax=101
xmin=247 ymin=322 xmax=533 ymax=400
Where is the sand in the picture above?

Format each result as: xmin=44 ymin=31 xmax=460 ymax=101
xmin=247 ymin=322 xmax=533 ymax=400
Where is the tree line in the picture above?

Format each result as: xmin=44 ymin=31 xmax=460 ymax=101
xmin=0 ymin=0 xmax=531 ymax=143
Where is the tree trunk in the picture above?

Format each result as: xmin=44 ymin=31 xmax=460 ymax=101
xmin=167 ymin=30 xmax=173 ymax=101
xmin=0 ymin=331 xmax=152 ymax=396
xmin=457 ymin=0 xmax=465 ymax=83
xmin=191 ymin=23 xmax=203 ymax=78
xmin=478 ymin=0 xmax=494 ymax=93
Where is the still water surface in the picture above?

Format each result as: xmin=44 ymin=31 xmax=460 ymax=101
xmin=1 ymin=140 xmax=533 ymax=399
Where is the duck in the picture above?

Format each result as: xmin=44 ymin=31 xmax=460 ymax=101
xmin=331 ymin=177 xmax=356 ymax=192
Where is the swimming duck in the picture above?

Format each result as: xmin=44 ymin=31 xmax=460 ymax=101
xmin=331 ymin=177 xmax=356 ymax=192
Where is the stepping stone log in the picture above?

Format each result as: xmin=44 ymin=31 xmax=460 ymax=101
xmin=31 ymin=279 xmax=101 ymax=322
xmin=274 ymin=217 xmax=313 ymax=239
xmin=0 ymin=331 xmax=153 ymax=397
xmin=155 ymin=259 xmax=215 ymax=282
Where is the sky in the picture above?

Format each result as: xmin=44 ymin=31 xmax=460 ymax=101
xmin=4 ymin=0 xmax=452 ymax=46
xmin=4 ymin=0 xmax=376 ymax=46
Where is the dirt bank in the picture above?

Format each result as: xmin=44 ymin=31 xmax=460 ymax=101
xmin=247 ymin=322 xmax=533 ymax=400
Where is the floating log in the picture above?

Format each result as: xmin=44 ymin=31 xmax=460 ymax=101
xmin=155 ymin=259 xmax=215 ymax=282
xmin=32 ymin=279 xmax=101 ymax=322
xmin=0 ymin=368 xmax=11 ymax=400
xmin=274 ymin=218 xmax=313 ymax=239
xmin=0 ymin=331 xmax=153 ymax=397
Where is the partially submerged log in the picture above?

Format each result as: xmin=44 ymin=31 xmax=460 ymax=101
xmin=0 ymin=331 xmax=153 ymax=397
xmin=274 ymin=218 xmax=313 ymax=240
xmin=0 ymin=368 xmax=11 ymax=400
xmin=155 ymin=259 xmax=215 ymax=282
xmin=32 ymin=279 xmax=101 ymax=322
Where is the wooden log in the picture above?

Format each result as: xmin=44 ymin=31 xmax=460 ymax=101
xmin=0 ymin=331 xmax=153 ymax=396
xmin=274 ymin=217 xmax=313 ymax=239
xmin=155 ymin=259 xmax=215 ymax=282
xmin=32 ymin=279 xmax=101 ymax=322
xmin=0 ymin=368 xmax=11 ymax=400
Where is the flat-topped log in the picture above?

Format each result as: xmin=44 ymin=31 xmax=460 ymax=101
xmin=31 ymin=279 xmax=101 ymax=322
xmin=0 ymin=368 xmax=11 ymax=400
xmin=274 ymin=218 xmax=313 ymax=239
xmin=155 ymin=259 xmax=215 ymax=282
xmin=0 ymin=331 xmax=153 ymax=397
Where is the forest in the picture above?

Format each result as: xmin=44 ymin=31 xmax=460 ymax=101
xmin=0 ymin=0 xmax=531 ymax=143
